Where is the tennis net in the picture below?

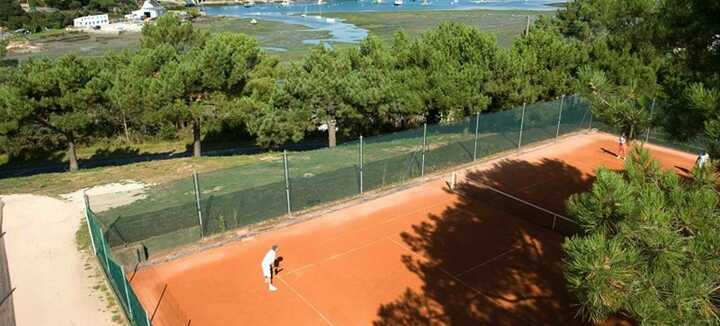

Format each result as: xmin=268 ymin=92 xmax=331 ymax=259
xmin=458 ymin=178 xmax=580 ymax=236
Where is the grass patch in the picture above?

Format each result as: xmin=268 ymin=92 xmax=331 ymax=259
xmin=76 ymin=219 xmax=129 ymax=325
xmin=0 ymin=151 xmax=273 ymax=196
xmin=329 ymin=9 xmax=545 ymax=47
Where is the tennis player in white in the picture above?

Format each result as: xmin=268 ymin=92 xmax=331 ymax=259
xmin=697 ymin=150 xmax=710 ymax=168
xmin=262 ymin=245 xmax=279 ymax=292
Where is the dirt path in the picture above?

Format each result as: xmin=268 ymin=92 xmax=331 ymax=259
xmin=1 ymin=194 xmax=116 ymax=326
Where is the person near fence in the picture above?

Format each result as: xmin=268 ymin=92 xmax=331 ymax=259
xmin=696 ymin=150 xmax=710 ymax=168
xmin=261 ymin=245 xmax=279 ymax=292
xmin=617 ymin=134 xmax=627 ymax=159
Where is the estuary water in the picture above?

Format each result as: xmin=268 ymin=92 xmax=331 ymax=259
xmin=204 ymin=0 xmax=567 ymax=49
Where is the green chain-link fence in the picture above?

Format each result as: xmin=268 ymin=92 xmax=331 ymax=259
xmin=95 ymin=96 xmax=596 ymax=259
xmin=85 ymin=199 xmax=152 ymax=326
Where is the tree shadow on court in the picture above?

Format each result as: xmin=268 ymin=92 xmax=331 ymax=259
xmin=374 ymin=158 xmax=601 ymax=326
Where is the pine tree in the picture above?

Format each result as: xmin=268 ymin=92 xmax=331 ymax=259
xmin=564 ymin=147 xmax=720 ymax=324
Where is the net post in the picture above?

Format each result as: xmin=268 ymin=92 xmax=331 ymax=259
xmin=555 ymin=95 xmax=565 ymax=139
xmin=645 ymin=98 xmax=655 ymax=144
xmin=359 ymin=136 xmax=364 ymax=195
xmin=192 ymin=170 xmax=204 ymax=239
xmin=518 ymin=102 xmax=526 ymax=149
xmin=120 ymin=265 xmax=133 ymax=319
xmin=283 ymin=150 xmax=292 ymax=216
xmin=82 ymin=191 xmax=97 ymax=255
xmin=421 ymin=123 xmax=427 ymax=177
xmin=473 ymin=111 xmax=480 ymax=161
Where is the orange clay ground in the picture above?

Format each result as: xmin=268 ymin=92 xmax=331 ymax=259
xmin=131 ymin=132 xmax=696 ymax=326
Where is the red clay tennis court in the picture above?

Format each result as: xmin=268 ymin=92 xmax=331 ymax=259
xmin=131 ymin=132 xmax=695 ymax=326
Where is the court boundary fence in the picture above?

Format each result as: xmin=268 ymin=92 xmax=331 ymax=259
xmin=83 ymin=194 xmax=152 ymax=326
xmin=97 ymin=95 xmax=593 ymax=256
xmin=0 ymin=200 xmax=16 ymax=326
xmin=94 ymin=95 xmax=703 ymax=262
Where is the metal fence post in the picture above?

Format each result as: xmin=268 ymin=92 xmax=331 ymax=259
xmin=283 ymin=150 xmax=292 ymax=216
xmin=82 ymin=191 xmax=97 ymax=255
xmin=120 ymin=265 xmax=133 ymax=319
xmin=518 ymin=102 xmax=526 ymax=149
xmin=421 ymin=123 xmax=427 ymax=176
xmin=555 ymin=95 xmax=565 ymax=139
xmin=359 ymin=136 xmax=364 ymax=195
xmin=192 ymin=170 xmax=204 ymax=238
xmin=645 ymin=98 xmax=656 ymax=143
xmin=473 ymin=112 xmax=480 ymax=161
xmin=100 ymin=227 xmax=110 ymax=273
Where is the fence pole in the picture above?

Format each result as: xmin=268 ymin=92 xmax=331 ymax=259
xmin=518 ymin=102 xmax=526 ymax=149
xmin=120 ymin=265 xmax=133 ymax=319
xmin=192 ymin=170 xmax=204 ymax=238
xmin=473 ymin=112 xmax=480 ymax=161
xmin=81 ymin=191 xmax=97 ymax=255
xmin=555 ymin=95 xmax=565 ymax=139
xmin=283 ymin=150 xmax=292 ymax=216
xmin=645 ymin=98 xmax=656 ymax=143
xmin=100 ymin=226 xmax=110 ymax=274
xmin=359 ymin=136 xmax=364 ymax=195
xmin=421 ymin=123 xmax=427 ymax=176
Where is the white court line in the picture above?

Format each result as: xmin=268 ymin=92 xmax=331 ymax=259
xmin=281 ymin=200 xmax=451 ymax=277
xmin=387 ymin=237 xmax=489 ymax=299
xmin=455 ymin=247 xmax=520 ymax=278
xmin=282 ymin=236 xmax=388 ymax=277
xmin=277 ymin=277 xmax=335 ymax=326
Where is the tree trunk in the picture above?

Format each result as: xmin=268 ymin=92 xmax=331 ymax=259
xmin=121 ymin=112 xmax=130 ymax=143
xmin=68 ymin=140 xmax=79 ymax=172
xmin=193 ymin=119 xmax=202 ymax=158
xmin=328 ymin=119 xmax=337 ymax=148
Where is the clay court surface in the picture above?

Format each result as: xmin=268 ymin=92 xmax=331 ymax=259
xmin=131 ymin=132 xmax=695 ymax=326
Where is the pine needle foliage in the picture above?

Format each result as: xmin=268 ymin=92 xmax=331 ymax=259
xmin=565 ymin=147 xmax=720 ymax=324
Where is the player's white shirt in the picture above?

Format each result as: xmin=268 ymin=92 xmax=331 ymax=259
xmin=619 ymin=136 xmax=626 ymax=144
xmin=698 ymin=153 xmax=710 ymax=166
xmin=261 ymin=249 xmax=276 ymax=269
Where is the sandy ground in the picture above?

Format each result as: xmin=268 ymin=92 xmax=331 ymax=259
xmin=1 ymin=194 xmax=115 ymax=326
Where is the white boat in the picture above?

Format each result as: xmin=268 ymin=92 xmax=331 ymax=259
xmin=250 ymin=18 xmax=257 ymax=24
xmin=326 ymin=17 xmax=336 ymax=23
xmin=244 ymin=0 xmax=254 ymax=7
xmin=317 ymin=0 xmax=324 ymax=4
xmin=301 ymin=5 xmax=307 ymax=16
xmin=394 ymin=0 xmax=402 ymax=5
xmin=281 ymin=0 xmax=290 ymax=6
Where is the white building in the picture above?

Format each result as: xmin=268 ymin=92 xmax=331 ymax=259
xmin=73 ymin=14 xmax=110 ymax=28
xmin=126 ymin=0 xmax=166 ymax=21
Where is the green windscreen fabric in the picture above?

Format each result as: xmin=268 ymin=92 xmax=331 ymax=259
xmin=474 ymin=105 xmax=522 ymax=157
xmin=92 ymin=97 xmax=600 ymax=257
xmin=424 ymin=117 xmax=475 ymax=175
xmin=363 ymin=127 xmax=424 ymax=191
xmin=557 ymin=96 xmax=592 ymax=136
xmin=199 ymin=158 xmax=287 ymax=236
xmin=98 ymin=178 xmax=200 ymax=248
xmin=289 ymin=143 xmax=361 ymax=212
xmin=127 ymin=283 xmax=150 ymax=326
xmin=87 ymin=208 xmax=153 ymax=326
